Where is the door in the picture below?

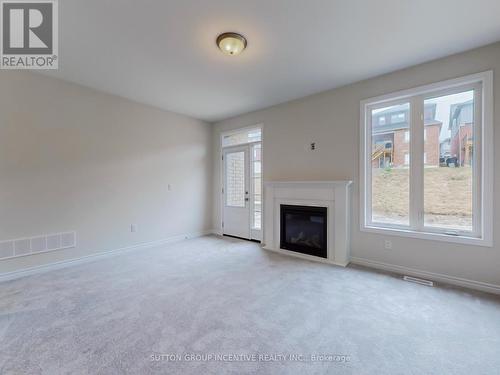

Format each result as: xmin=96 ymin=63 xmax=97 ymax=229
xmin=223 ymin=145 xmax=250 ymax=239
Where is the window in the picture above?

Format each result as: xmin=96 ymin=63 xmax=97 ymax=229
xmin=360 ymin=72 xmax=493 ymax=246
xmin=252 ymin=143 xmax=262 ymax=229
xmin=424 ymin=91 xmax=474 ymax=231
xmin=222 ymin=128 xmax=262 ymax=147
xmin=379 ymin=116 xmax=386 ymax=125
xmin=391 ymin=113 xmax=405 ymax=123
xmin=372 ymin=103 xmax=410 ymax=225
xmin=225 ymin=151 xmax=245 ymax=207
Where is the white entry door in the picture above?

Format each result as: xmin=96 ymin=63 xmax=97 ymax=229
xmin=223 ymin=145 xmax=250 ymax=239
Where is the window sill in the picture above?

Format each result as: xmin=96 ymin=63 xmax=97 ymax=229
xmin=361 ymin=225 xmax=492 ymax=247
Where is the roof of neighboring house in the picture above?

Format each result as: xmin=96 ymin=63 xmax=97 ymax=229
xmin=373 ymin=120 xmax=442 ymax=134
xmin=373 ymin=103 xmax=410 ymax=116
xmin=449 ymin=99 xmax=473 ymax=130
xmin=372 ymin=103 xmax=442 ymax=135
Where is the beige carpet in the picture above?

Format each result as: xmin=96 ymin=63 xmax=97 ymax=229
xmin=1 ymin=235 xmax=499 ymax=374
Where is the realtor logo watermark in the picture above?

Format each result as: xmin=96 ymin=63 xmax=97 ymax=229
xmin=1 ymin=0 xmax=58 ymax=69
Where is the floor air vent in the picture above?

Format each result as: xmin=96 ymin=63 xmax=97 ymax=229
xmin=403 ymin=276 xmax=434 ymax=287
xmin=0 ymin=231 xmax=76 ymax=260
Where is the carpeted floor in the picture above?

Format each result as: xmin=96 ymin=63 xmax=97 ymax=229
xmin=1 ymin=235 xmax=499 ymax=374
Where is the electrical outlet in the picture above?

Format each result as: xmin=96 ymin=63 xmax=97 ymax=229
xmin=167 ymin=184 xmax=172 ymax=191
xmin=131 ymin=224 xmax=138 ymax=233
xmin=384 ymin=240 xmax=392 ymax=249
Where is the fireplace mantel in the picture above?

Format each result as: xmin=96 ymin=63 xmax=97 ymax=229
xmin=263 ymin=180 xmax=352 ymax=266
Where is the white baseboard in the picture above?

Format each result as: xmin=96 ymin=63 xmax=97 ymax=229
xmin=4 ymin=232 xmax=497 ymax=296
xmin=351 ymin=256 xmax=500 ymax=295
xmin=263 ymin=246 xmax=349 ymax=267
xmin=0 ymin=230 xmax=212 ymax=283
xmin=210 ymin=228 xmax=223 ymax=236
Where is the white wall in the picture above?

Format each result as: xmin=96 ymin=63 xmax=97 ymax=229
xmin=213 ymin=42 xmax=500 ymax=288
xmin=0 ymin=71 xmax=212 ymax=274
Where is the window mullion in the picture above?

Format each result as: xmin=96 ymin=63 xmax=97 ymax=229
xmin=409 ymin=96 xmax=424 ymax=230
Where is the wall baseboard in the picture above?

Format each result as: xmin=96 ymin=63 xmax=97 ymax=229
xmin=0 ymin=230 xmax=213 ymax=283
xmin=4 ymin=232 xmax=498 ymax=296
xmin=350 ymin=256 xmax=500 ymax=295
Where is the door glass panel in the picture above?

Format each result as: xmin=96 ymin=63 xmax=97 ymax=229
xmin=424 ymin=90 xmax=474 ymax=231
xmin=225 ymin=151 xmax=246 ymax=207
xmin=371 ymin=103 xmax=410 ymax=225
xmin=252 ymin=144 xmax=262 ymax=229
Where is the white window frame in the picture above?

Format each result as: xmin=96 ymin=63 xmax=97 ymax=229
xmin=360 ymin=71 xmax=493 ymax=247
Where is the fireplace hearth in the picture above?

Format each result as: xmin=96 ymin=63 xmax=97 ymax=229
xmin=280 ymin=204 xmax=327 ymax=258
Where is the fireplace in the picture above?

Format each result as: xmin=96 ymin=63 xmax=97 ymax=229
xmin=264 ymin=181 xmax=351 ymax=266
xmin=280 ymin=204 xmax=327 ymax=258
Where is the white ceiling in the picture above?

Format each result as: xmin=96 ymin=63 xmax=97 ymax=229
xmin=45 ymin=0 xmax=500 ymax=122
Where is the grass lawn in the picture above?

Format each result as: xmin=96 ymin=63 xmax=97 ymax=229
xmin=372 ymin=166 xmax=472 ymax=230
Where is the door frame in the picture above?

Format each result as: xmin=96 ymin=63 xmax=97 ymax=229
xmin=219 ymin=124 xmax=263 ymax=241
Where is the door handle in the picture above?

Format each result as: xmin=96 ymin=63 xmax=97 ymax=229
xmin=245 ymin=198 xmax=249 ymax=201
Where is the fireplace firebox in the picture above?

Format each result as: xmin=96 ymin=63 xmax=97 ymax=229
xmin=280 ymin=205 xmax=327 ymax=258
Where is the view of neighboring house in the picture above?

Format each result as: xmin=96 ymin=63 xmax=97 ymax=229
xmin=448 ymin=99 xmax=473 ymax=166
xmin=440 ymin=137 xmax=451 ymax=158
xmin=372 ymin=103 xmax=442 ymax=168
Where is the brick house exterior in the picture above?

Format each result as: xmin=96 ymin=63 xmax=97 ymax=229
xmin=448 ymin=100 xmax=473 ymax=166
xmin=372 ymin=103 xmax=442 ymax=168
xmin=423 ymin=125 xmax=441 ymax=166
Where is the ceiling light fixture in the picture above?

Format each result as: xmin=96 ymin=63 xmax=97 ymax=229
xmin=216 ymin=32 xmax=247 ymax=56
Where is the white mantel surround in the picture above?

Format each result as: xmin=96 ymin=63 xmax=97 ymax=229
xmin=263 ymin=181 xmax=352 ymax=266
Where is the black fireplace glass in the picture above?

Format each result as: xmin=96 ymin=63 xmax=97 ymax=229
xmin=280 ymin=205 xmax=327 ymax=258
